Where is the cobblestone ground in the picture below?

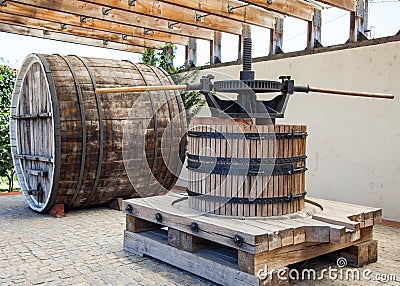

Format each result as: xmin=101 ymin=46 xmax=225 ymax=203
xmin=0 ymin=194 xmax=399 ymax=286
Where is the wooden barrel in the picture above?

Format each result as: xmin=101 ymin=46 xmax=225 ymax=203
xmin=10 ymin=54 xmax=186 ymax=213
xmin=187 ymin=117 xmax=307 ymax=217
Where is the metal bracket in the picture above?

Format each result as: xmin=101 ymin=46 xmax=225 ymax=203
xmin=60 ymin=23 xmax=67 ymax=29
xmin=356 ymin=0 xmax=364 ymax=18
xmin=122 ymin=35 xmax=128 ymax=40
xmin=195 ymin=13 xmax=209 ymax=22
xmin=313 ymin=9 xmax=322 ymax=28
xmin=43 ymin=30 xmax=50 ymax=36
xmin=80 ymin=16 xmax=87 ymax=23
xmin=0 ymin=0 xmax=7 ymax=7
xmin=144 ymin=28 xmax=150 ymax=35
xmin=267 ymin=0 xmax=273 ymax=4
xmin=187 ymin=190 xmax=308 ymax=205
xmin=103 ymin=40 xmax=108 ymax=46
xmin=128 ymin=0 xmax=136 ymax=6
xmin=102 ymin=7 xmax=112 ymax=15
xmin=275 ymin=17 xmax=284 ymax=34
xmin=228 ymin=3 xmax=249 ymax=14
xmin=168 ymin=21 xmax=177 ymax=29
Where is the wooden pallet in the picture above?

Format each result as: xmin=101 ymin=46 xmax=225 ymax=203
xmin=123 ymin=193 xmax=381 ymax=285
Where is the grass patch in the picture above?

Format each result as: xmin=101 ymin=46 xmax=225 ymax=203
xmin=0 ymin=177 xmax=20 ymax=193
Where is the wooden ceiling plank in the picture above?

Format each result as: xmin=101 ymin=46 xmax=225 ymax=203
xmin=8 ymin=0 xmax=215 ymax=39
xmin=0 ymin=12 xmax=167 ymax=49
xmin=0 ymin=22 xmax=145 ymax=53
xmin=83 ymin=0 xmax=276 ymax=29
xmin=0 ymin=1 xmax=189 ymax=45
xmin=314 ymin=0 xmax=355 ymax=11
xmin=240 ymin=0 xmax=318 ymax=21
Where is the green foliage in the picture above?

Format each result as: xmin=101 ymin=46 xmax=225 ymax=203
xmin=0 ymin=63 xmax=17 ymax=192
xmin=0 ymin=64 xmax=16 ymax=110
xmin=141 ymin=44 xmax=205 ymax=123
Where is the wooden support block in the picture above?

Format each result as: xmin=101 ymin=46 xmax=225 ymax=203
xmin=107 ymin=198 xmax=123 ymax=211
xmin=239 ymin=250 xmax=289 ymax=285
xmin=126 ymin=215 xmax=161 ymax=233
xmin=368 ymin=239 xmax=378 ymax=263
xmin=48 ymin=204 xmax=65 ymax=218
xmin=168 ymin=228 xmax=216 ymax=252
xmin=336 ymin=239 xmax=378 ymax=267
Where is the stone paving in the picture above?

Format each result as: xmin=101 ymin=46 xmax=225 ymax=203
xmin=0 ymin=194 xmax=399 ymax=286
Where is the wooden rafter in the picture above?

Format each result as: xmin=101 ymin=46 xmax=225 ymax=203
xmin=0 ymin=22 xmax=145 ymax=53
xmin=71 ymin=0 xmax=246 ymax=35
xmin=313 ymin=0 xmax=355 ymax=11
xmin=0 ymin=1 xmax=189 ymax=45
xmin=0 ymin=12 xmax=167 ymax=49
xmin=6 ymin=0 xmax=214 ymax=39
xmin=85 ymin=0 xmax=276 ymax=29
xmin=240 ymin=0 xmax=319 ymax=21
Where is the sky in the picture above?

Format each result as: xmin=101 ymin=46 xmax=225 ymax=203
xmin=0 ymin=2 xmax=399 ymax=69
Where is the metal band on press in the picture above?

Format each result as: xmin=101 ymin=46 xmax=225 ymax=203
xmin=187 ymin=131 xmax=307 ymax=140
xmin=187 ymin=190 xmax=307 ymax=204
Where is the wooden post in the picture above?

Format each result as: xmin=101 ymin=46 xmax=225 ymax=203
xmin=186 ymin=37 xmax=197 ymax=67
xmin=126 ymin=215 xmax=161 ymax=233
xmin=168 ymin=228 xmax=216 ymax=252
xmin=307 ymin=9 xmax=322 ymax=49
xmin=238 ymin=24 xmax=251 ymax=61
xmin=350 ymin=0 xmax=368 ymax=42
xmin=210 ymin=31 xmax=222 ymax=64
xmin=269 ymin=17 xmax=284 ymax=55
xmin=167 ymin=44 xmax=174 ymax=67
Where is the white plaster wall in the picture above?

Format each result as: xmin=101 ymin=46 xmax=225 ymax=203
xmin=177 ymin=40 xmax=400 ymax=221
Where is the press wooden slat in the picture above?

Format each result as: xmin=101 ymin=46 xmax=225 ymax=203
xmin=231 ymin=123 xmax=238 ymax=217
xmin=187 ymin=118 xmax=307 ymax=217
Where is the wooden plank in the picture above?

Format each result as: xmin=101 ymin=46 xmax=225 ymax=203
xmin=240 ymin=0 xmax=318 ymax=21
xmin=7 ymin=0 xmax=214 ymax=40
xmin=0 ymin=23 xmax=145 ymax=53
xmin=153 ymin=0 xmax=277 ymax=28
xmin=246 ymin=226 xmax=373 ymax=273
xmin=0 ymin=12 xmax=167 ymax=49
xmin=80 ymin=0 xmax=272 ymax=33
xmin=124 ymin=230 xmax=260 ymax=286
xmin=0 ymin=1 xmax=189 ymax=44
xmin=123 ymin=193 xmax=380 ymax=255
xmin=316 ymin=0 xmax=356 ymax=11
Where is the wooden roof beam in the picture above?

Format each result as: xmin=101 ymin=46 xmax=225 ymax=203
xmin=84 ymin=0 xmax=276 ymax=29
xmin=7 ymin=0 xmax=215 ymax=39
xmin=315 ymin=0 xmax=356 ymax=11
xmin=0 ymin=12 xmax=167 ymax=49
xmin=0 ymin=1 xmax=189 ymax=45
xmin=240 ymin=0 xmax=319 ymax=21
xmin=0 ymin=22 xmax=145 ymax=53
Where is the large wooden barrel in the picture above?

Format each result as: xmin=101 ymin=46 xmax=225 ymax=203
xmin=187 ymin=117 xmax=307 ymax=217
xmin=10 ymin=54 xmax=186 ymax=213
